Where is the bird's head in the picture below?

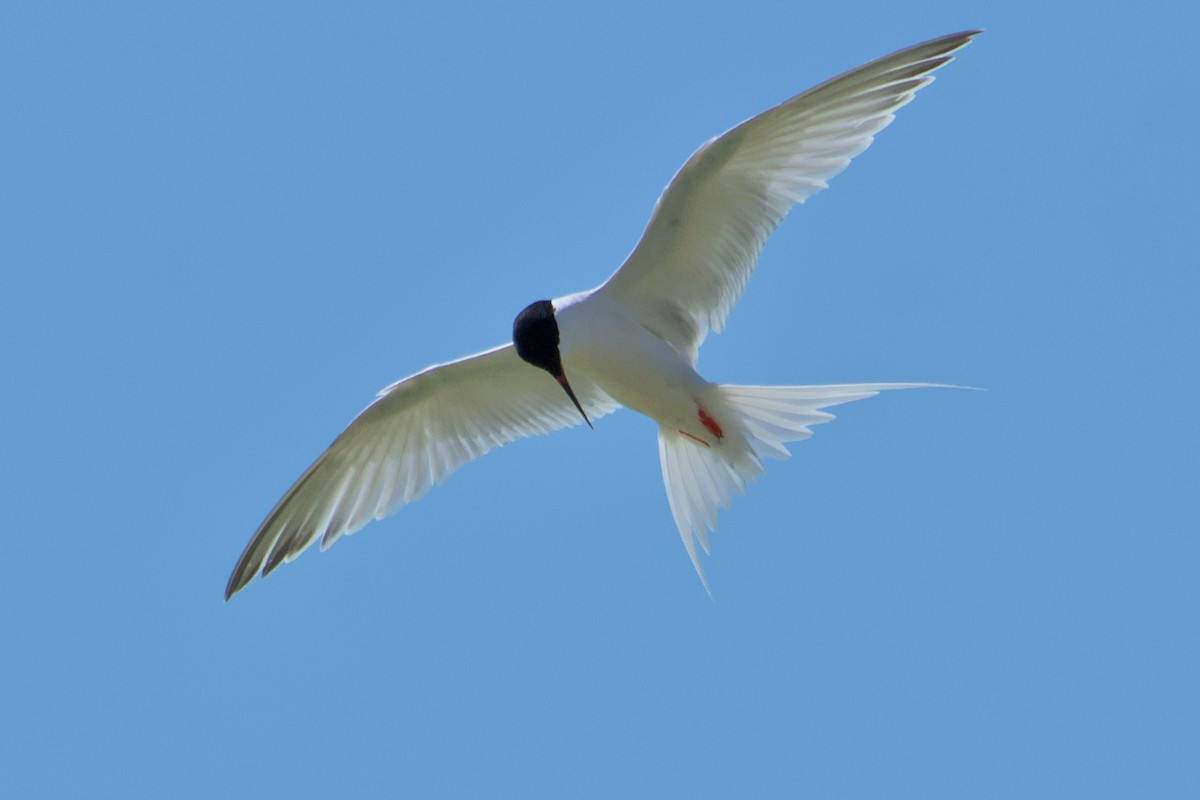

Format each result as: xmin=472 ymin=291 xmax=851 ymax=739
xmin=513 ymin=300 xmax=592 ymax=428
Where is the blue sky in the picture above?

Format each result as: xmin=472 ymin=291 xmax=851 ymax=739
xmin=3 ymin=1 xmax=1197 ymax=797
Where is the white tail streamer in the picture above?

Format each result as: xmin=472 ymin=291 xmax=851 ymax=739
xmin=658 ymin=383 xmax=942 ymax=593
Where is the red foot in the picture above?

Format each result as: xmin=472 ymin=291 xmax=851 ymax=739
xmin=698 ymin=407 xmax=724 ymax=439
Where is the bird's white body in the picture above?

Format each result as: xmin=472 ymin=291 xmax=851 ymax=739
xmin=225 ymin=31 xmax=980 ymax=600
xmin=556 ymin=290 xmax=719 ymax=446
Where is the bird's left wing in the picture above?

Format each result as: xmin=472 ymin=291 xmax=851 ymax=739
xmin=225 ymin=343 xmax=619 ymax=599
xmin=597 ymin=31 xmax=980 ymax=359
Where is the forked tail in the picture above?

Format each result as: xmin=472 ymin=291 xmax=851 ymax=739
xmin=658 ymin=383 xmax=941 ymax=594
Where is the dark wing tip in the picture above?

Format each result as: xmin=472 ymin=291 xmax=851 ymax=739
xmin=224 ymin=560 xmax=257 ymax=602
xmin=224 ymin=573 xmax=244 ymax=602
xmin=940 ymin=29 xmax=985 ymax=44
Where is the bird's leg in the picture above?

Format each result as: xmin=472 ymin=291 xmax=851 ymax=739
xmin=678 ymin=406 xmax=724 ymax=447
xmin=697 ymin=406 xmax=724 ymax=439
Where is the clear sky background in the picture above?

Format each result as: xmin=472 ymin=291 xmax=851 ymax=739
xmin=3 ymin=2 xmax=1197 ymax=797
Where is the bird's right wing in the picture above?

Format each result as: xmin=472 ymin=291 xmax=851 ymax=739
xmin=597 ymin=31 xmax=979 ymax=359
xmin=225 ymin=343 xmax=619 ymax=599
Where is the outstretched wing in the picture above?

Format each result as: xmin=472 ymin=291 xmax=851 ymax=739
xmin=226 ymin=344 xmax=619 ymax=599
xmin=598 ymin=31 xmax=980 ymax=359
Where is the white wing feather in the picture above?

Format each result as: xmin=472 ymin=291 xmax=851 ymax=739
xmin=226 ymin=344 xmax=619 ymax=598
xmin=599 ymin=31 xmax=980 ymax=359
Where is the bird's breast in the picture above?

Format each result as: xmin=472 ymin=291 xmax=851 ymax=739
xmin=555 ymin=293 xmax=710 ymax=433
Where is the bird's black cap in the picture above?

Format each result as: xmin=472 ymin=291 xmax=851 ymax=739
xmin=513 ymin=300 xmax=561 ymax=373
xmin=513 ymin=300 xmax=592 ymax=428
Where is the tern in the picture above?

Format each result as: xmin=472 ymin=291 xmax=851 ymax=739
xmin=226 ymin=30 xmax=980 ymax=600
